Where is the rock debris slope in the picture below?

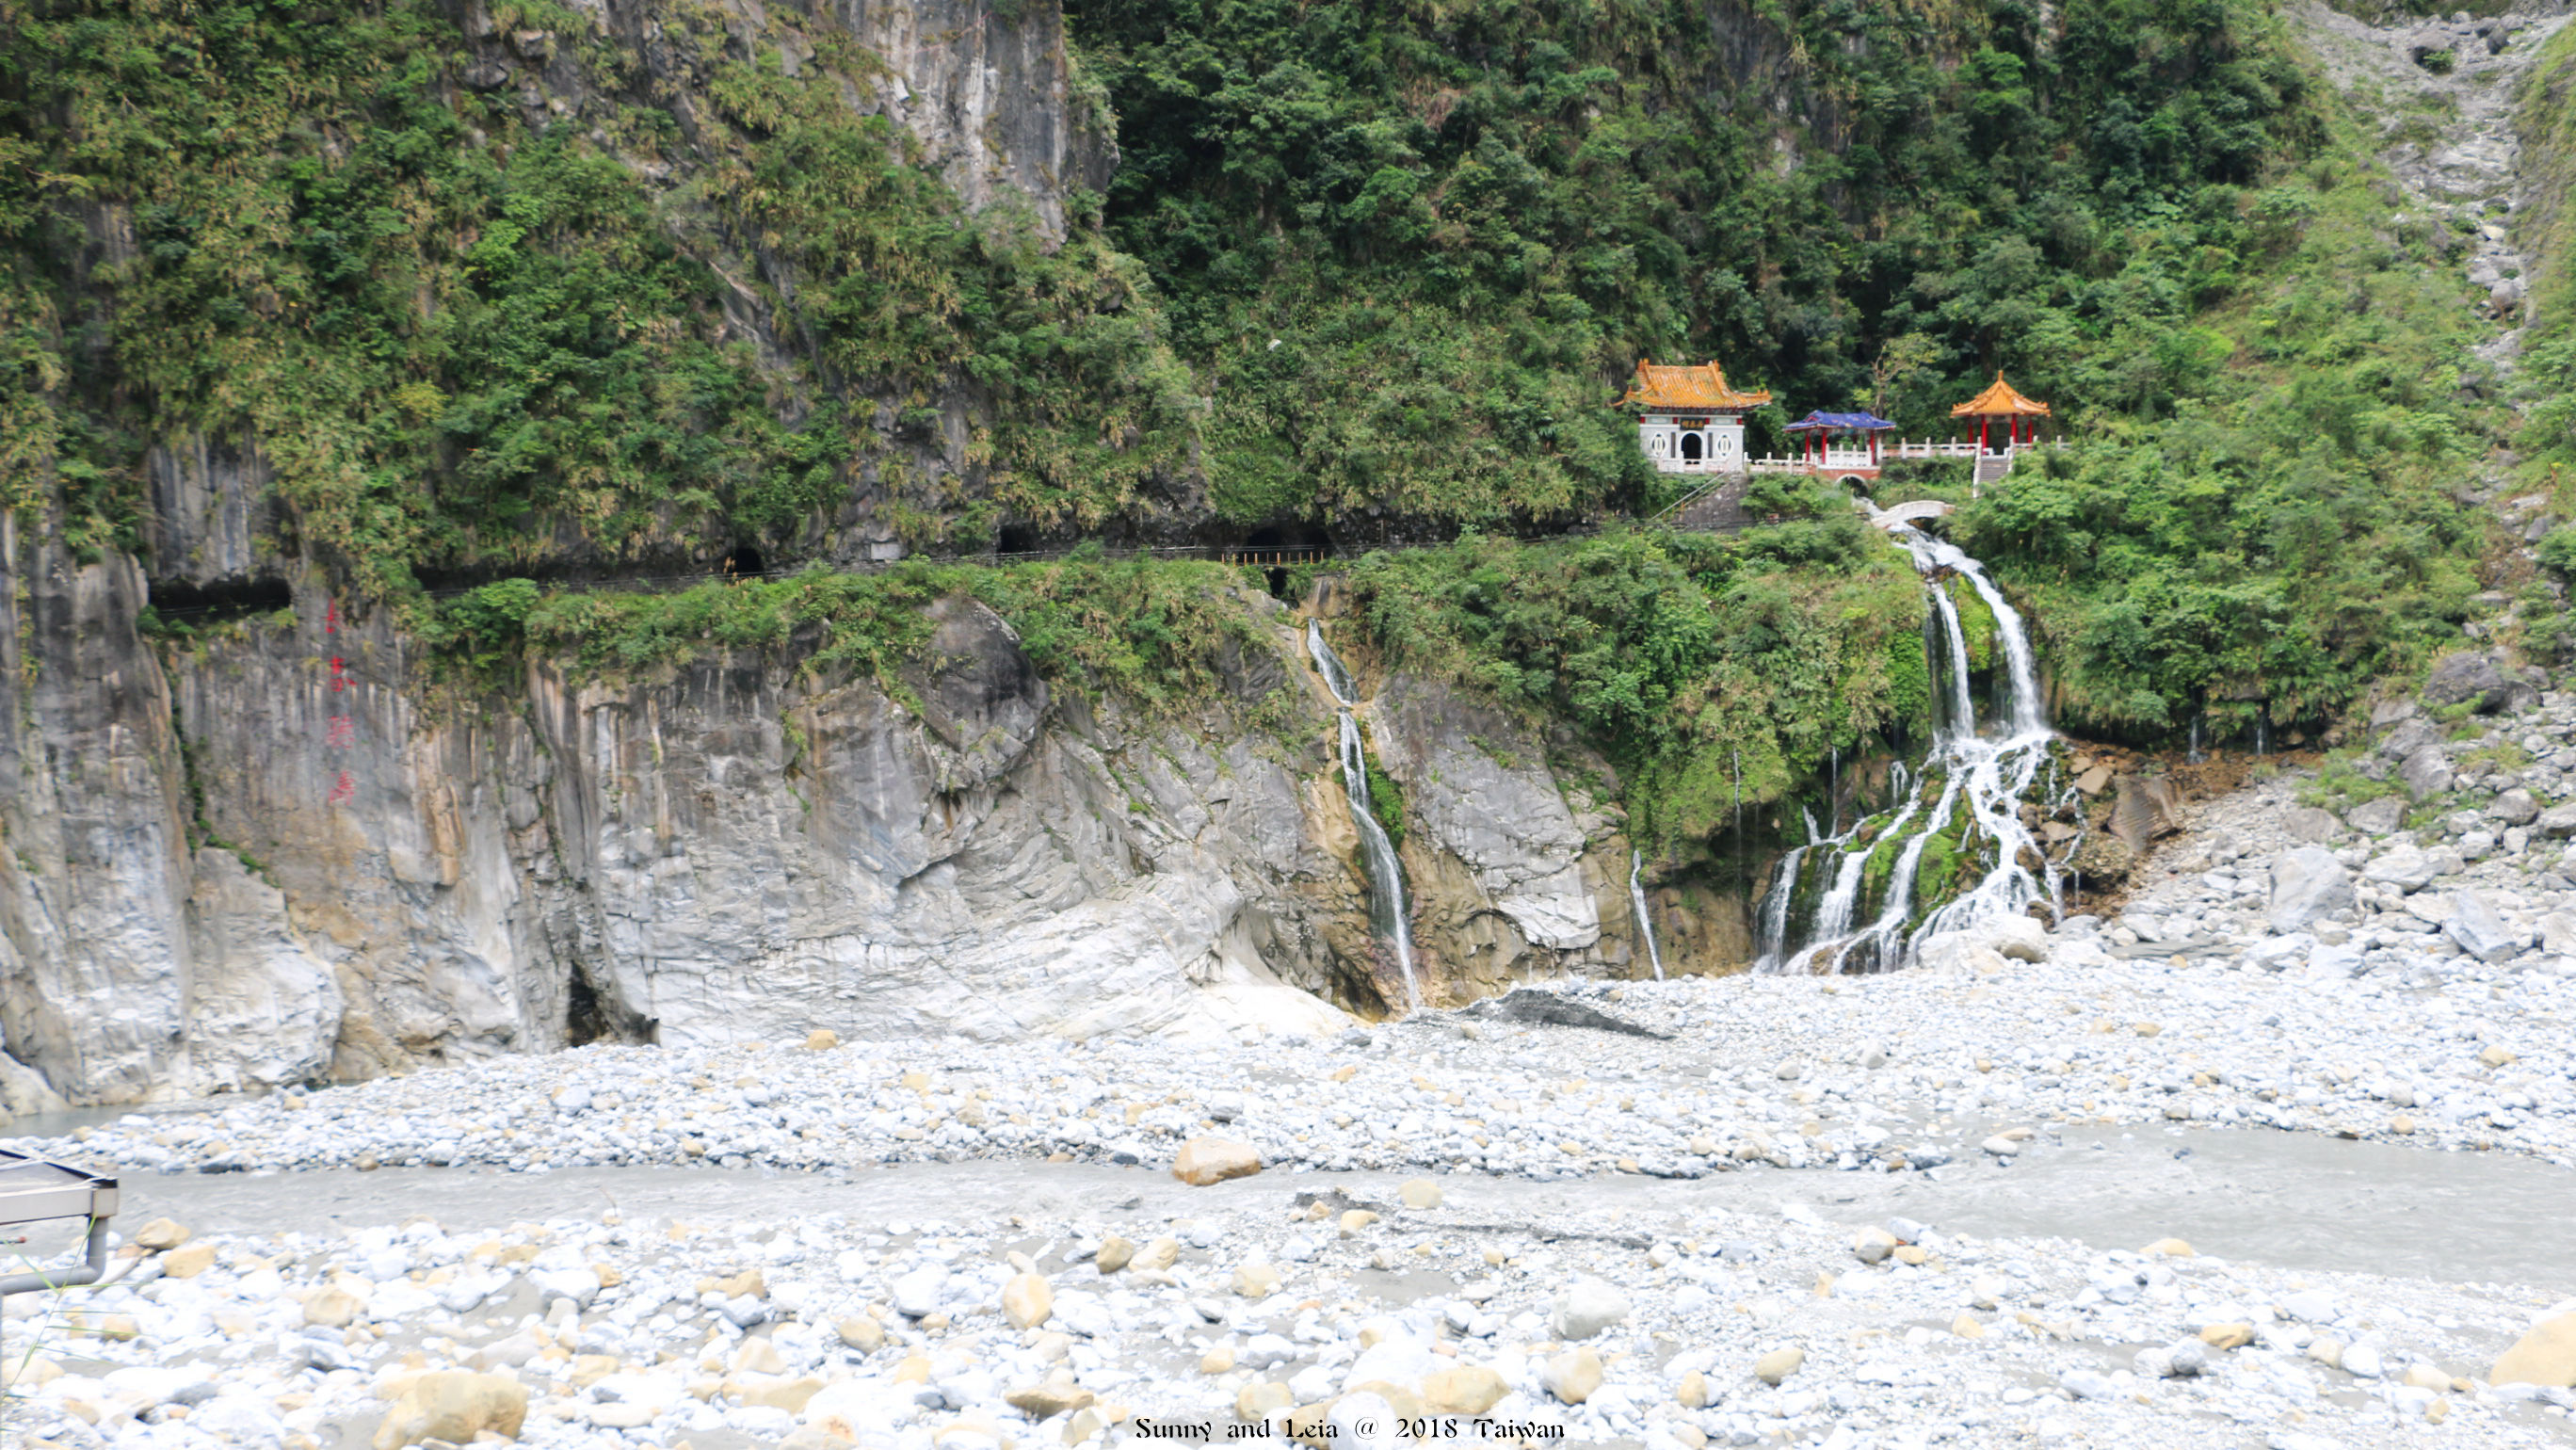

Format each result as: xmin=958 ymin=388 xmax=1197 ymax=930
xmin=2291 ymin=0 xmax=2574 ymax=366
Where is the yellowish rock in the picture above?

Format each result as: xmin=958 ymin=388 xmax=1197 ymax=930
xmin=1893 ymin=1246 xmax=1928 ymax=1266
xmin=1338 ymin=1210 xmax=1379 ymax=1237
xmin=1172 ymin=1137 xmax=1263 ymax=1186
xmin=804 ymin=1028 xmax=840 ymax=1051
xmin=1199 ymin=1346 xmax=1234 ymax=1375
xmin=1398 ymin=1178 xmax=1443 ymax=1210
xmin=1542 ymin=1347 xmax=1602 ymax=1405
xmin=2142 ymin=1238 xmax=2195 ymax=1258
xmin=1062 ymin=1408 xmax=1105 ymax=1445
xmin=162 ymin=1242 xmax=218 ymax=1279
xmin=1232 ymin=1260 xmax=1282 ymax=1297
xmin=2493 ymin=1313 xmax=2576 ymax=1389
xmin=1005 ymin=1372 xmax=1094 ymax=1419
xmin=1675 ymin=1371 xmax=1711 ymax=1409
xmin=733 ymin=1338 xmax=789 ymax=1376
xmin=1418 ymin=1365 xmax=1506 ymax=1415
xmin=2199 ymin=1323 xmax=2254 ymax=1351
xmin=1003 ymin=1272 xmax=1055 ymax=1329
xmin=836 ymin=1315 xmax=885 ymax=1352
xmin=1852 ymin=1228 xmax=1896 ymax=1265
xmin=734 ymin=1375 xmax=824 ymax=1413
xmin=2392 ymin=1116 xmax=2417 ymax=1135
xmin=2402 ymin=1361 xmax=2452 ymax=1392
xmin=1754 ymin=1347 xmax=1805 ymax=1385
xmin=1236 ymin=1381 xmax=1293 ymax=1421
xmin=131 ymin=1218 xmax=190 ymax=1252
xmin=2308 ymin=1338 xmax=2344 ymax=1370
xmin=368 ymin=1372 xmax=528 ymax=1450
xmin=1346 ymin=1379 xmax=1426 ymax=1418
xmin=1132 ymin=1237 xmax=1180 ymax=1273
xmin=894 ymin=1355 xmax=934 ymax=1384
xmin=304 ymin=1287 xmax=367 ymax=1329
xmin=1951 ymin=1314 xmax=1985 ymax=1340
xmin=1094 ymin=1236 xmax=1135 ymax=1274
xmin=2480 ymin=1045 xmax=2519 ymax=1068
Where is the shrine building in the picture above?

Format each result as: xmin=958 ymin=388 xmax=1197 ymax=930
xmin=1617 ymin=361 xmax=1772 ymax=474
xmin=1952 ymin=371 xmax=2051 ymax=453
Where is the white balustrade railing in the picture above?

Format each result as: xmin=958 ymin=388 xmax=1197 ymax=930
xmin=1655 ymin=438 xmax=2060 ymax=475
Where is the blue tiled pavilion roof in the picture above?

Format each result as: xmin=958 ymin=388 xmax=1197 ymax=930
xmin=1783 ymin=411 xmax=1895 ymax=431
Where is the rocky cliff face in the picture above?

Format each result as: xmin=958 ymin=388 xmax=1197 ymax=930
xmin=0 ymin=0 xmax=1763 ymax=1106
xmin=0 ymin=525 xmax=1753 ymax=1103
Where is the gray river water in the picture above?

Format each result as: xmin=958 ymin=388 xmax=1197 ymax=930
xmin=86 ymin=1122 xmax=2575 ymax=1291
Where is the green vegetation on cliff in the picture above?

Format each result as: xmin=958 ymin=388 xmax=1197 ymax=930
xmin=1956 ymin=92 xmax=2503 ymax=743
xmin=429 ymin=551 xmax=1276 ymax=717
xmin=1342 ymin=513 xmax=1928 ymax=853
xmin=0 ymin=0 xmax=1192 ymax=589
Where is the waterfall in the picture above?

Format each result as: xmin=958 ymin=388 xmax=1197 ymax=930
xmin=1629 ymin=849 xmax=1666 ymax=982
xmin=1756 ymin=524 xmax=2060 ymax=974
xmin=1306 ymin=621 xmax=1420 ymax=1011
xmin=1751 ymin=842 xmax=1811 ymax=972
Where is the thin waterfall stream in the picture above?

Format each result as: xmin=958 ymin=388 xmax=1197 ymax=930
xmin=1305 ymin=621 xmax=1422 ymax=1011
xmin=1629 ymin=849 xmax=1666 ymax=982
xmin=1754 ymin=524 xmax=2063 ymax=974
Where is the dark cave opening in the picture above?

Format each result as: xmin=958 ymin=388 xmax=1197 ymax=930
xmin=145 ymin=576 xmax=296 ymax=623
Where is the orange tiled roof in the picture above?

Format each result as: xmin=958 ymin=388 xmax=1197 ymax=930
xmin=1951 ymin=371 xmax=2051 ymax=417
xmin=1617 ymin=360 xmax=1771 ymax=411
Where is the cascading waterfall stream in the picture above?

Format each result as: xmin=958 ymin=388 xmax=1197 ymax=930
xmin=1756 ymin=524 xmax=2061 ymax=974
xmin=1629 ymin=849 xmax=1666 ymax=982
xmin=1305 ymin=621 xmax=1421 ymax=1011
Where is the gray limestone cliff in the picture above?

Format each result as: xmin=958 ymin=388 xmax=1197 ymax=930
xmin=0 ymin=521 xmax=1754 ymax=1103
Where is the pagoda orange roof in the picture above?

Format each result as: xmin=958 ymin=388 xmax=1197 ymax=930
xmin=1951 ymin=372 xmax=2051 ymax=417
xmin=1617 ymin=360 xmax=1771 ymax=411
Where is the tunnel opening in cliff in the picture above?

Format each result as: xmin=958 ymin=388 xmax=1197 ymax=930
xmin=722 ymin=544 xmax=766 ymax=579
xmin=145 ymin=576 xmax=295 ymax=624
xmin=1235 ymin=524 xmax=1335 ymax=600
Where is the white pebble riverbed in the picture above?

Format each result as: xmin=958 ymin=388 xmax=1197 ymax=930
xmin=2 ymin=760 xmax=2573 ymax=1450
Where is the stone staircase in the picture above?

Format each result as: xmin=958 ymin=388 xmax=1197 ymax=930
xmin=1972 ymin=450 xmax=2015 ymax=490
